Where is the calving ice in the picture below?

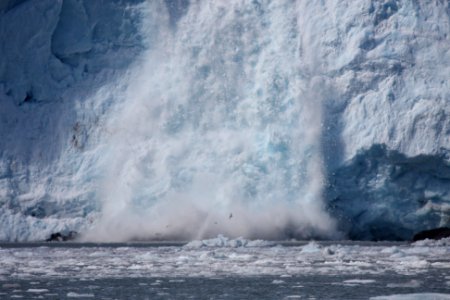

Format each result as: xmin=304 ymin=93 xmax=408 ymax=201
xmin=0 ymin=0 xmax=449 ymax=242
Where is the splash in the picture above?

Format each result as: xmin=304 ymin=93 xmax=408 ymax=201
xmin=83 ymin=0 xmax=337 ymax=241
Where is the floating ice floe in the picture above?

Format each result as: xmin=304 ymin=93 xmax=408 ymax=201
xmin=371 ymin=294 xmax=450 ymax=300
xmin=184 ymin=235 xmax=275 ymax=248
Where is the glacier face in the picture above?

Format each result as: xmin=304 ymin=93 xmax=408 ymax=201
xmin=0 ymin=0 xmax=449 ymax=241
xmin=0 ymin=0 xmax=148 ymax=241
xmin=327 ymin=145 xmax=450 ymax=240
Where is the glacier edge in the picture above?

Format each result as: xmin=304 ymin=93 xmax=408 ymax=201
xmin=0 ymin=0 xmax=449 ymax=241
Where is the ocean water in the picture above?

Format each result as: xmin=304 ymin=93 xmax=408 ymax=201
xmin=1 ymin=239 xmax=449 ymax=299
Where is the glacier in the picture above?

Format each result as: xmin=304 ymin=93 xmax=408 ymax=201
xmin=0 ymin=0 xmax=449 ymax=241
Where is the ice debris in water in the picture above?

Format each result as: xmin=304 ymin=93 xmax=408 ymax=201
xmin=1 ymin=241 xmax=449 ymax=279
xmin=67 ymin=292 xmax=95 ymax=298
xmin=412 ymin=237 xmax=450 ymax=247
xmin=184 ymin=235 xmax=275 ymax=248
xmin=26 ymin=289 xmax=49 ymax=293
xmin=371 ymin=294 xmax=450 ymax=300
xmin=299 ymin=241 xmax=322 ymax=253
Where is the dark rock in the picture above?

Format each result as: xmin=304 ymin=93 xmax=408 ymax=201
xmin=412 ymin=227 xmax=450 ymax=241
xmin=46 ymin=231 xmax=78 ymax=242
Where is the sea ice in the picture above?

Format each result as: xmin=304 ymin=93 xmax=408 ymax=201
xmin=371 ymin=294 xmax=450 ymax=300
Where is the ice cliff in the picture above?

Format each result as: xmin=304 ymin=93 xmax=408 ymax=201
xmin=0 ymin=0 xmax=449 ymax=241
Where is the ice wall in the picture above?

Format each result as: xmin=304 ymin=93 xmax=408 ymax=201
xmin=0 ymin=0 xmax=449 ymax=241
xmin=0 ymin=0 xmax=147 ymax=241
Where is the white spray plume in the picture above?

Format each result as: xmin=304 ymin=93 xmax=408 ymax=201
xmin=83 ymin=0 xmax=339 ymax=242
